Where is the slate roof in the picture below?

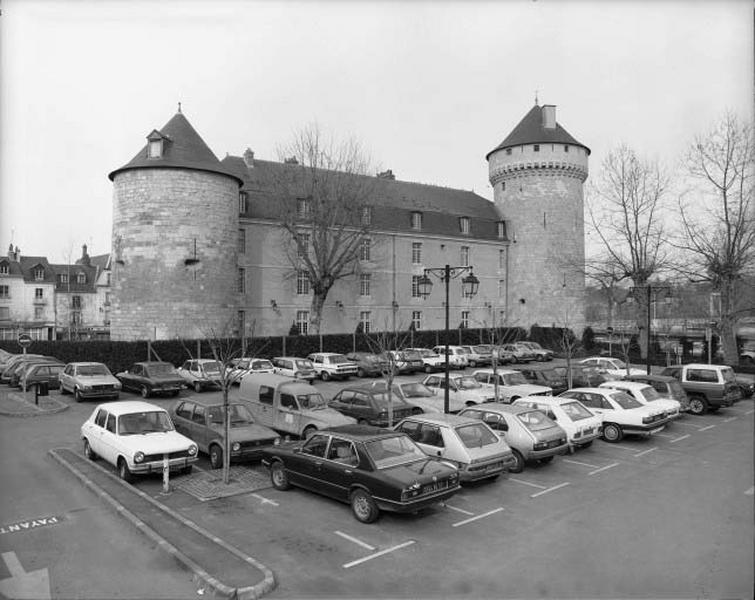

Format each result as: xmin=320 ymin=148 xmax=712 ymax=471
xmin=486 ymin=104 xmax=590 ymax=159
xmin=109 ymin=111 xmax=243 ymax=187
xmin=49 ymin=263 xmax=98 ymax=293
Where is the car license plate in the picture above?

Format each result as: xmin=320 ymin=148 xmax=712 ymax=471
xmin=485 ymin=463 xmax=500 ymax=472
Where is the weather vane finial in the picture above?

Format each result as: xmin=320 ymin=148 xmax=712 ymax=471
xmin=178 ymin=102 xmax=182 ymax=114
xmin=534 ymin=89 xmax=539 ymax=106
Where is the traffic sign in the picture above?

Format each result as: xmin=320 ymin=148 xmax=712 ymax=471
xmin=18 ymin=334 xmax=32 ymax=349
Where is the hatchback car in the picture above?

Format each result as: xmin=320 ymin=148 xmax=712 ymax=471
xmin=307 ymin=352 xmax=358 ymax=381
xmin=431 ymin=346 xmax=469 ymax=369
xmin=60 ymin=361 xmax=121 ymax=401
xmin=170 ymin=397 xmax=280 ymax=468
xmin=261 ymin=425 xmax=460 ymax=523
xmin=225 ymin=358 xmax=275 ymax=385
xmin=272 ymin=357 xmax=317 ymax=382
xmin=177 ymin=359 xmax=223 ymax=392
xmin=329 ymin=386 xmax=423 ymax=427
xmin=20 ymin=362 xmax=64 ymax=393
xmin=345 ymin=352 xmax=389 ymax=377
xmin=384 ymin=350 xmax=424 ymax=374
xmin=579 ymin=357 xmax=645 ymax=379
xmin=512 ymin=395 xmax=602 ymax=451
xmin=403 ymin=348 xmax=445 ymax=373
xmin=394 ymin=413 xmax=515 ymax=482
xmin=498 ymin=343 xmax=535 ymax=363
xmin=458 ymin=403 xmax=569 ymax=473
xmin=459 ymin=345 xmax=494 ymax=368
xmin=472 ymin=368 xmax=552 ymax=402
xmin=515 ymin=341 xmax=555 ymax=361
xmin=117 ymin=362 xmax=186 ymax=398
xmin=515 ymin=367 xmax=568 ymax=395
xmin=624 ymin=373 xmax=690 ymax=411
xmin=80 ymin=400 xmax=198 ymax=482
xmin=421 ymin=373 xmax=496 ymax=406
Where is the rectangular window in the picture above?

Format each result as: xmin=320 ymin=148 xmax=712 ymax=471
xmin=297 ymin=270 xmax=310 ymax=295
xmin=360 ymin=238 xmax=371 ymax=261
xmin=105 ymin=292 xmax=111 ymax=305
xmin=34 ymin=306 xmax=43 ymax=320
xmin=412 ymin=242 xmax=422 ymax=264
xmin=0 ymin=307 xmax=9 ymax=320
xmin=298 ymin=232 xmax=310 ymax=258
xmin=0 ymin=264 xmax=8 ymax=275
xmin=34 ymin=268 xmax=44 ymax=281
xmin=71 ymin=311 xmax=82 ymax=325
xmin=534 ymin=144 xmax=540 ymax=152
xmin=361 ymin=206 xmax=372 ymax=226
xmin=499 ymin=249 xmax=505 ymax=270
xmin=297 ymin=198 xmax=311 ymax=218
xmin=239 ymin=192 xmax=248 ymax=214
xmin=501 ymin=182 xmax=506 ymax=192
xmin=148 ymin=139 xmax=162 ymax=159
xmin=459 ymin=217 xmax=470 ymax=234
xmin=497 ymin=221 xmax=506 ymax=239
xmin=506 ymin=148 xmax=512 ymax=156
xmin=72 ymin=295 xmax=82 ymax=309
xmin=359 ymin=311 xmax=371 ymax=333
xmin=0 ymin=285 xmax=9 ymax=298
xmin=60 ymin=274 xmax=68 ymax=285
xmin=296 ymin=311 xmax=309 ymax=335
xmin=460 ymin=246 xmax=470 ymax=266
xmin=498 ymin=280 xmax=505 ymax=298
xmin=564 ymin=145 xmax=569 ymax=153
xmin=35 ymin=288 xmax=43 ymax=299
xmin=460 ymin=311 xmax=470 ymax=329
xmin=359 ymin=273 xmax=371 ymax=296
xmin=411 ymin=275 xmax=423 ymax=298
xmin=238 ymin=228 xmax=246 ymax=253
xmin=411 ymin=211 xmax=422 ymax=230
xmin=412 ymin=311 xmax=422 ymax=331
xmin=238 ymin=268 xmax=246 ymax=294
xmin=77 ymin=272 xmax=86 ymax=284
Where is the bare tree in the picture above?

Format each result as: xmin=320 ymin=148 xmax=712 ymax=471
xmin=587 ymin=144 xmax=673 ymax=357
xmin=674 ymin=111 xmax=755 ymax=363
xmin=273 ymin=124 xmax=378 ymax=335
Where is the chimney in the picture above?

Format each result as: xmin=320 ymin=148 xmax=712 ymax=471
xmin=81 ymin=244 xmax=91 ymax=266
xmin=377 ymin=169 xmax=395 ymax=180
xmin=284 ymin=156 xmax=299 ymax=165
xmin=542 ymin=105 xmax=556 ymax=129
xmin=243 ymin=148 xmax=255 ymax=168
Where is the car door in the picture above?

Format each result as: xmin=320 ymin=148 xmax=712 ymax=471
xmin=415 ymin=423 xmax=446 ymax=458
xmin=87 ymin=408 xmax=109 ymax=456
xmin=278 ymin=392 xmax=302 ymax=434
xmin=190 ymin=405 xmax=208 ymax=447
xmin=172 ymin=401 xmax=198 ymax=446
xmin=123 ymin=364 xmax=141 ymax=392
xmin=320 ymin=436 xmax=360 ymax=501
xmin=61 ymin=364 xmax=74 ymax=392
xmin=288 ymin=433 xmax=332 ymax=493
xmin=98 ymin=411 xmax=120 ymax=464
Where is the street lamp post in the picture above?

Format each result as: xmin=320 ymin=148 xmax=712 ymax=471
xmin=417 ymin=265 xmax=480 ymax=413
xmin=630 ymin=284 xmax=671 ymax=375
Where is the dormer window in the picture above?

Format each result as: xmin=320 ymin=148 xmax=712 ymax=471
xmin=497 ymin=221 xmax=507 ymax=239
xmin=459 ymin=217 xmax=470 ymax=234
xmin=77 ymin=272 xmax=86 ymax=284
xmin=59 ymin=273 xmax=68 ymax=285
xmin=33 ymin=267 xmax=44 ymax=281
xmin=411 ymin=211 xmax=423 ymax=230
xmin=0 ymin=262 xmax=8 ymax=275
xmin=146 ymin=130 xmax=166 ymax=159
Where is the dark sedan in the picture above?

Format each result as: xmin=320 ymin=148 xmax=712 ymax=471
xmin=329 ymin=386 xmax=423 ymax=427
xmin=516 ymin=367 xmax=569 ymax=394
xmin=261 ymin=425 xmax=460 ymax=523
xmin=116 ymin=361 xmax=185 ymax=398
xmin=346 ymin=352 xmax=389 ymax=378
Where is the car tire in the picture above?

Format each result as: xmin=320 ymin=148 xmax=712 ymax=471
xmin=117 ymin=458 xmax=134 ymax=483
xmin=602 ymin=422 xmax=624 ymax=443
xmin=321 ymin=371 xmax=330 ymax=381
xmin=83 ymin=439 xmax=97 ymax=461
xmin=303 ymin=425 xmax=317 ymax=440
xmin=140 ymin=385 xmax=150 ymax=399
xmin=194 ymin=381 xmax=202 ymax=393
xmin=469 ymin=360 xmax=477 ymax=368
xmin=357 ymin=419 xmax=369 ymax=426
xmin=209 ymin=444 xmax=223 ymax=469
xmin=509 ymin=449 xmax=525 ymax=473
xmin=271 ymin=461 xmax=291 ymax=490
xmin=510 ymin=356 xmax=518 ymax=364
xmin=74 ymin=388 xmax=82 ymax=403
xmin=688 ymin=396 xmax=708 ymax=416
xmin=350 ymin=489 xmax=379 ymax=524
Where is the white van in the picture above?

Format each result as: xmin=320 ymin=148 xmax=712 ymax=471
xmin=239 ymin=373 xmax=355 ymax=438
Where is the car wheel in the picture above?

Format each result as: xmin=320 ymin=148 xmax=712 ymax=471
xmin=271 ymin=461 xmax=291 ymax=490
xmin=321 ymin=371 xmax=330 ymax=381
xmin=357 ymin=368 xmax=365 ymax=378
xmin=303 ymin=425 xmax=317 ymax=440
xmin=74 ymin=388 xmax=82 ymax=403
xmin=509 ymin=449 xmax=525 ymax=473
xmin=358 ymin=419 xmax=369 ymax=426
xmin=140 ymin=385 xmax=150 ymax=399
xmin=469 ymin=360 xmax=477 ymax=368
xmin=424 ymin=364 xmax=433 ymax=373
xmin=688 ymin=396 xmax=708 ymax=416
xmin=538 ymin=456 xmax=554 ymax=464
xmin=510 ymin=356 xmax=518 ymax=364
xmin=350 ymin=489 xmax=379 ymax=523
xmin=209 ymin=444 xmax=223 ymax=469
xmin=83 ymin=439 xmax=97 ymax=461
xmin=602 ymin=422 xmax=624 ymax=443
xmin=194 ymin=381 xmax=202 ymax=393
xmin=117 ymin=458 xmax=134 ymax=483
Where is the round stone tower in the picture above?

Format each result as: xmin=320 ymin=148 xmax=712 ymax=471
xmin=487 ymin=103 xmax=589 ymax=332
xmin=108 ymin=109 xmax=243 ymax=341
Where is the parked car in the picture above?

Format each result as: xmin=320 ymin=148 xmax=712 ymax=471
xmin=177 ymin=359 xmax=223 ymax=392
xmin=559 ymin=387 xmax=673 ymax=443
xmin=624 ymin=373 xmax=691 ymax=413
xmin=60 ymin=361 xmax=121 ymax=402
xmin=116 ymin=361 xmax=186 ymax=398
xmin=307 ymin=352 xmax=358 ymax=381
xmin=20 ymin=362 xmax=64 ymax=392
xmin=459 ymin=345 xmax=493 ymax=368
xmin=80 ymin=400 xmax=198 ymax=482
xmin=369 ymin=380 xmax=467 ymax=414
xmin=0 ymin=354 xmax=46 ymax=383
xmin=489 ymin=345 xmax=515 ymax=364
xmin=514 ymin=341 xmax=555 ymax=362
xmin=0 ymin=350 xmax=15 ymax=376
xmin=599 ymin=380 xmax=683 ymax=420
xmin=458 ymin=403 xmax=569 ymax=473
xmin=170 ymin=397 xmax=280 ymax=469
xmin=239 ymin=373 xmax=355 ymax=438
xmin=579 ymin=357 xmax=645 ymax=379
xmin=403 ymin=348 xmax=445 ymax=373
xmin=394 ymin=413 xmax=515 ymax=482
xmin=734 ymin=372 xmax=754 ymax=399
xmin=498 ymin=343 xmax=535 ymax=363
xmin=660 ymin=363 xmax=742 ymax=415
xmin=512 ymin=396 xmax=602 ymax=452
xmin=740 ymin=340 xmax=755 ymax=365
xmin=261 ymin=425 xmax=461 ymax=523
xmin=384 ymin=350 xmax=424 ymax=374
xmin=471 ymin=368 xmax=552 ymax=402
xmin=345 ymin=352 xmax=389 ymax=378
xmin=225 ymin=358 xmax=275 ymax=385
xmin=272 ymin=357 xmax=317 ymax=382
xmin=2 ymin=354 xmax=57 ymax=386
xmin=9 ymin=357 xmax=63 ymax=387
xmin=421 ymin=373 xmax=496 ymax=406
xmin=329 ymin=385 xmax=423 ymax=427
xmin=515 ymin=367 xmax=568 ymax=395
xmin=553 ymin=365 xmax=608 ymax=388
xmin=431 ymin=345 xmax=469 ymax=369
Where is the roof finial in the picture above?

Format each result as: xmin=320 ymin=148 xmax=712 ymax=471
xmin=534 ymin=89 xmax=539 ymax=106
xmin=177 ymin=102 xmax=182 ymax=114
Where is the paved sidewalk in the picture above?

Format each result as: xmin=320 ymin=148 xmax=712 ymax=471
xmin=0 ymin=387 xmax=69 ymax=416
xmin=176 ymin=465 xmax=272 ymax=501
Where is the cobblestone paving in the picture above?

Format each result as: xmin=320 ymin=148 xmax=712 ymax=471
xmin=174 ymin=465 xmax=272 ymax=501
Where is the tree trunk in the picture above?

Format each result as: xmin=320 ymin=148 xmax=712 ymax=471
xmin=310 ymin=291 xmax=328 ymax=336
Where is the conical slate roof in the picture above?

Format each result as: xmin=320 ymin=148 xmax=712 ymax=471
xmin=486 ymin=104 xmax=590 ymax=159
xmin=108 ymin=111 xmax=243 ymax=186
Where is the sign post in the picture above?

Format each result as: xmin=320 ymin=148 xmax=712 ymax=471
xmin=18 ymin=334 xmax=32 ymax=355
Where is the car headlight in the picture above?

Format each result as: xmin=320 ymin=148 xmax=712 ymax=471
xmin=232 ymin=442 xmax=241 ymax=452
xmin=273 ymin=437 xmax=281 ymax=445
xmin=115 ymin=382 xmax=122 ymax=390
xmin=81 ymin=384 xmax=92 ymax=391
xmin=134 ymin=451 xmax=145 ymax=464
xmin=188 ymin=444 xmax=198 ymax=456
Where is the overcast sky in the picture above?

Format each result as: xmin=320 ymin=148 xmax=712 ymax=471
xmin=1 ymin=0 xmax=752 ymax=263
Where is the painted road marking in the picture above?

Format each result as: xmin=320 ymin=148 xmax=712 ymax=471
xmin=589 ymin=463 xmax=619 ymax=476
xmin=562 ymin=459 xmax=599 ymax=468
xmin=634 ymin=447 xmax=657 ymax=457
xmin=445 ymin=504 xmax=475 ymax=516
xmin=452 ymin=507 xmax=505 ymax=527
xmin=531 ymin=482 xmax=570 ymax=498
xmin=673 ymin=421 xmax=708 ymax=430
xmin=251 ymin=493 xmax=278 ymax=507
xmin=0 ymin=515 xmax=62 ymax=536
xmin=722 ymin=416 xmax=738 ymax=423
xmin=602 ymin=444 xmax=637 ymax=451
xmin=334 ymin=531 xmax=375 ymax=551
xmin=652 ymin=432 xmax=673 ymax=438
xmin=669 ymin=434 xmax=691 ymax=443
xmin=0 ymin=552 xmax=51 ymax=600
xmin=698 ymin=425 xmax=716 ymax=432
xmin=745 ymin=487 xmax=754 ymax=496
xmin=509 ymin=478 xmax=547 ymax=490
xmin=343 ymin=540 xmax=415 ymax=569
xmin=745 ymin=410 xmax=754 ymax=415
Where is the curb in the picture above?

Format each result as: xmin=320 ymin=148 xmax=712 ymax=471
xmin=49 ymin=448 xmax=276 ymax=600
xmin=0 ymin=391 xmax=69 ymax=417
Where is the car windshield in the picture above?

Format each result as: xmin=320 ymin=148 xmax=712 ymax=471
xmin=297 ymin=393 xmax=327 ymax=409
xmin=560 ymin=401 xmax=593 ymax=421
xmin=504 ymin=373 xmax=528 ymax=386
xmin=295 ymin=360 xmax=314 ymax=369
xmin=609 ymin=391 xmax=642 ymax=409
xmin=471 ymin=345 xmax=489 ymax=354
xmin=118 ymin=411 xmax=174 ymax=435
xmin=364 ymin=435 xmax=428 ymax=469
xmin=455 ymin=423 xmax=499 ymax=448
xmin=638 ymin=386 xmax=661 ymax=402
xmin=610 ymin=359 xmax=627 ymax=369
xmin=402 ymin=350 xmax=422 ymax=360
xmin=78 ymin=364 xmax=111 ymax=376
xmin=208 ymin=403 xmax=254 ymax=426
xmin=251 ymin=360 xmax=273 ymax=370
xmin=201 ymin=361 xmax=222 ymax=374
xmin=398 ymin=382 xmax=435 ymax=398
xmin=517 ymin=410 xmax=554 ymax=431
xmin=146 ymin=363 xmax=177 ymax=376
xmin=455 ymin=376 xmax=482 ymax=389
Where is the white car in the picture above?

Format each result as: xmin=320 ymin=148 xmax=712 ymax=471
xmin=472 ymin=368 xmax=552 ymax=402
xmin=177 ymin=359 xmax=223 ymax=392
xmin=80 ymin=400 xmax=198 ymax=482
xmin=421 ymin=373 xmax=496 ymax=407
xmin=403 ymin=348 xmax=445 ymax=373
xmin=459 ymin=345 xmax=493 ymax=368
xmin=559 ymin=387 xmax=673 ymax=443
xmin=369 ymin=380 xmax=467 ymax=413
xmin=579 ymin=357 xmax=645 ymax=379
xmin=59 ymin=361 xmax=122 ymax=401
xmin=599 ymin=380 xmax=682 ymax=420
xmin=307 ymin=352 xmax=358 ymax=381
xmin=272 ymin=356 xmax=317 ymax=382
xmin=431 ymin=345 xmax=469 ymax=369
xmin=512 ymin=395 xmax=602 ymax=451
xmin=225 ymin=358 xmax=275 ymax=385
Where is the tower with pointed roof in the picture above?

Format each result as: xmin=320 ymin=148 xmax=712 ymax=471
xmin=108 ymin=109 xmax=243 ymax=340
xmin=487 ymin=103 xmax=589 ymax=330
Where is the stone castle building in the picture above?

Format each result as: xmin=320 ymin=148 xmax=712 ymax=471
xmin=108 ymin=103 xmax=589 ymax=341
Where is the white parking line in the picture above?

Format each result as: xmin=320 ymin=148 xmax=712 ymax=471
xmin=669 ymin=434 xmax=691 ymax=444
xmin=745 ymin=410 xmax=754 ymax=415
xmin=652 ymin=432 xmax=673 ymax=438
xmin=343 ymin=540 xmax=415 ymax=569
xmin=562 ymin=459 xmax=599 ymax=468
xmin=588 ymin=463 xmax=619 ymax=476
xmin=697 ymin=425 xmax=716 ymax=432
xmin=251 ymin=493 xmax=279 ymax=506
xmin=722 ymin=416 xmax=738 ymax=423
xmin=634 ymin=447 xmax=657 ymax=457
xmin=509 ymin=477 xmax=547 ymax=490
xmin=530 ymin=482 xmax=570 ymax=498
xmin=334 ymin=530 xmax=375 ymax=551
xmin=602 ymin=444 xmax=638 ymax=451
xmin=452 ymin=507 xmax=505 ymax=527
xmin=445 ymin=504 xmax=475 ymax=516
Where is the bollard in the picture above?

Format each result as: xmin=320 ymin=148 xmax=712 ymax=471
xmin=162 ymin=454 xmax=170 ymax=493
